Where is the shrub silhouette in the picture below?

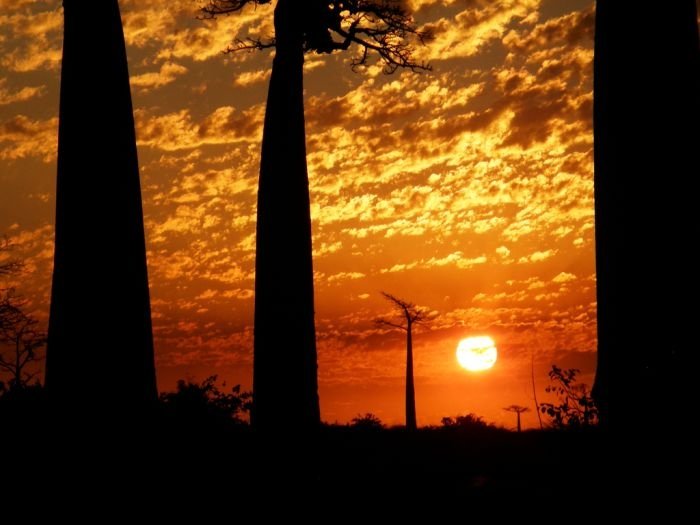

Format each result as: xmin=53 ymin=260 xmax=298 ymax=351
xmin=350 ymin=413 xmax=384 ymax=430
xmin=540 ymin=366 xmax=598 ymax=428
xmin=441 ymin=413 xmax=499 ymax=432
xmin=159 ymin=376 xmax=252 ymax=426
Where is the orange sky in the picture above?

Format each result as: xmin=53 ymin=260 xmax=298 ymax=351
xmin=0 ymin=0 xmax=597 ymax=428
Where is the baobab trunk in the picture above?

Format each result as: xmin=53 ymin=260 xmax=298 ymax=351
xmin=252 ymin=0 xmax=320 ymax=432
xmin=405 ymin=323 xmax=417 ymax=430
xmin=46 ymin=1 xmax=157 ymax=413
xmin=592 ymin=1 xmax=698 ymax=435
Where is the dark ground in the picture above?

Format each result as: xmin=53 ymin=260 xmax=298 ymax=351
xmin=2 ymin=400 xmax=690 ymax=513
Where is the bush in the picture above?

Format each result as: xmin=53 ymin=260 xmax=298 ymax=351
xmin=350 ymin=413 xmax=384 ymax=430
xmin=159 ymin=375 xmax=252 ymax=426
xmin=440 ymin=413 xmax=498 ymax=431
xmin=540 ymin=365 xmax=598 ymax=428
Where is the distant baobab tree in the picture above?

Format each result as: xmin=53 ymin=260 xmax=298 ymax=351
xmin=592 ymin=1 xmax=699 ymax=432
xmin=46 ymin=0 xmax=157 ymax=413
xmin=376 ymin=292 xmax=431 ymax=431
xmin=503 ymin=405 xmax=529 ymax=433
xmin=200 ymin=1 xmax=431 ymax=432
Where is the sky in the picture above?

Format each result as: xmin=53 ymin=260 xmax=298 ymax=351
xmin=0 ymin=0 xmax=597 ymax=428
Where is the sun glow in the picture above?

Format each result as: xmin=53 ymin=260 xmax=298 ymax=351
xmin=456 ymin=336 xmax=498 ymax=372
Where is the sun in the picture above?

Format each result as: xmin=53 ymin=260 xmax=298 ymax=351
xmin=456 ymin=336 xmax=498 ymax=372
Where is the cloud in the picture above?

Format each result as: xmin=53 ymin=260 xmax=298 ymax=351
xmin=0 ymin=115 xmax=57 ymax=162
xmin=503 ymin=4 xmax=594 ymax=57
xmin=233 ymin=69 xmax=271 ymax=87
xmin=135 ymin=104 xmax=264 ymax=151
xmin=120 ymin=0 xmax=272 ymax=62
xmin=418 ymin=0 xmax=542 ymax=61
xmin=518 ymin=249 xmax=556 ymax=264
xmin=0 ymin=79 xmax=46 ymax=106
xmin=0 ymin=9 xmax=62 ymax=72
xmin=380 ymin=252 xmax=487 ymax=273
xmin=130 ymin=62 xmax=188 ymax=91
xmin=496 ymin=245 xmax=510 ymax=257
xmin=552 ymin=272 xmax=576 ymax=283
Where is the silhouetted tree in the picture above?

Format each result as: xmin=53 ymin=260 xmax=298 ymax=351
xmin=440 ymin=414 xmax=498 ymax=432
xmin=592 ymin=2 xmax=699 ymax=433
xmin=46 ymin=1 xmax=157 ymax=414
xmin=200 ymin=1 xmax=430 ymax=432
xmin=376 ymin=292 xmax=431 ymax=430
xmin=541 ymin=366 xmax=597 ymax=429
xmin=503 ymin=405 xmax=529 ymax=433
xmin=0 ymin=244 xmax=45 ymax=389
xmin=159 ymin=376 xmax=252 ymax=425
xmin=0 ymin=296 xmax=46 ymax=390
xmin=350 ymin=412 xmax=384 ymax=430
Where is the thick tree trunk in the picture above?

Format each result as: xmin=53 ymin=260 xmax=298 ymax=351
xmin=593 ymin=0 xmax=698 ymax=450
xmin=46 ymin=1 xmax=157 ymax=414
xmin=252 ymin=0 xmax=320 ymax=432
xmin=405 ymin=324 xmax=417 ymax=430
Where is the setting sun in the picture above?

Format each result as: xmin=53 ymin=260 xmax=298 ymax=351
xmin=457 ymin=337 xmax=498 ymax=372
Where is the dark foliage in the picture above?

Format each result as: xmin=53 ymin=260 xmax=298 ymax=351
xmin=540 ymin=366 xmax=598 ymax=429
xmin=440 ymin=413 xmax=503 ymax=433
xmin=0 ymin=294 xmax=46 ymax=389
xmin=0 ymin=242 xmax=46 ymax=389
xmin=350 ymin=412 xmax=384 ymax=430
xmin=159 ymin=375 xmax=252 ymax=426
xmin=201 ymin=0 xmax=432 ymax=72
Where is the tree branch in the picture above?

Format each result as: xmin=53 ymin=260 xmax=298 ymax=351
xmin=375 ymin=318 xmax=407 ymax=331
xmin=204 ymin=0 xmax=432 ymax=73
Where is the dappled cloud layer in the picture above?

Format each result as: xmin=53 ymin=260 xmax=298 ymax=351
xmin=0 ymin=0 xmax=595 ymax=427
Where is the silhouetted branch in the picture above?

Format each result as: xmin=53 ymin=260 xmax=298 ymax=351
xmin=202 ymin=0 xmax=432 ymax=73
xmin=225 ymin=36 xmax=277 ymax=53
xmin=504 ymin=405 xmax=530 ymax=414
xmin=0 ymin=297 xmax=46 ymax=388
xmin=375 ymin=291 xmax=433 ymax=331
xmin=374 ymin=318 xmax=407 ymax=331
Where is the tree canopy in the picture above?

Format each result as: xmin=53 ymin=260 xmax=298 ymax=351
xmin=201 ymin=0 xmax=432 ymax=72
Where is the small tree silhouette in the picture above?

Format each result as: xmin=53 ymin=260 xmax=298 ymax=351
xmin=503 ymin=405 xmax=529 ymax=433
xmin=540 ymin=366 xmax=598 ymax=429
xmin=0 ymin=244 xmax=45 ymax=390
xmin=350 ymin=413 xmax=384 ymax=430
xmin=375 ymin=292 xmax=431 ymax=431
xmin=159 ymin=376 xmax=252 ymax=425
xmin=440 ymin=414 xmax=500 ymax=433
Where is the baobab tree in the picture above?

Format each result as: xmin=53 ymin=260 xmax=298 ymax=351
xmin=200 ymin=1 xmax=430 ymax=431
xmin=46 ymin=1 xmax=157 ymax=412
xmin=592 ymin=1 xmax=699 ymax=433
xmin=503 ymin=405 xmax=529 ymax=433
xmin=376 ymin=292 xmax=431 ymax=430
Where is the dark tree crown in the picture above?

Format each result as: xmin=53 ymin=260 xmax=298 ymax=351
xmin=375 ymin=291 xmax=431 ymax=330
xmin=201 ymin=0 xmax=432 ymax=73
